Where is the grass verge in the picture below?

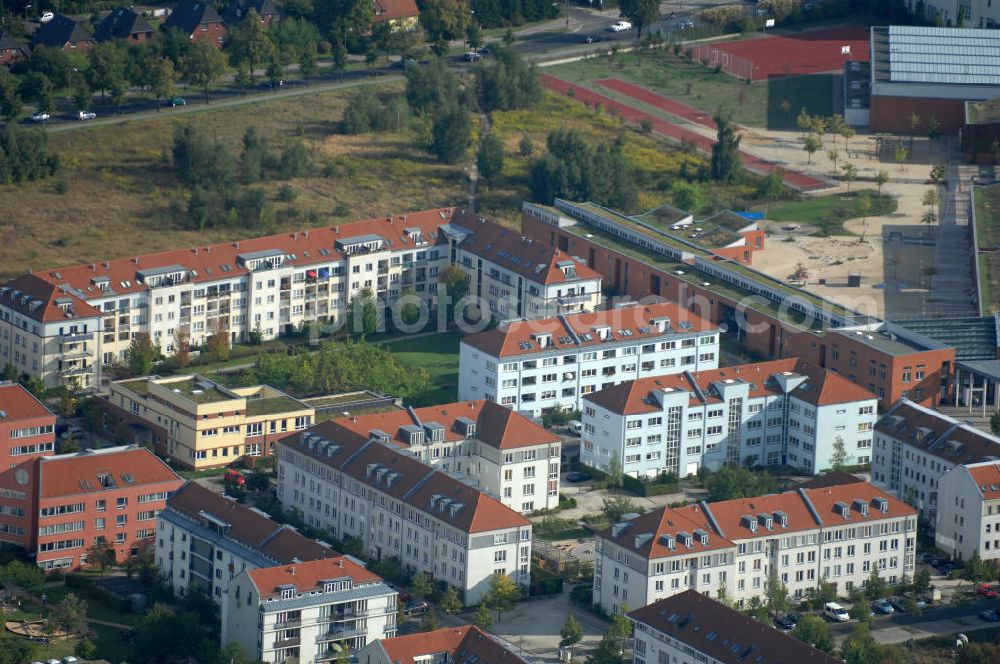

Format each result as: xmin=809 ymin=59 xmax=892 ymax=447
xmin=383 ymin=332 xmax=460 ymax=406
xmin=763 ymin=189 xmax=896 ymax=235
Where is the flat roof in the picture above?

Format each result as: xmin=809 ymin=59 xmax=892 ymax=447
xmin=164 ymin=377 xmax=234 ymax=404
xmin=872 ymin=25 xmax=1000 ymax=86
xmin=830 ymin=328 xmax=928 ymax=355
xmin=245 ymin=395 xmax=309 ymax=416
xmin=894 ymin=317 xmax=998 ymax=360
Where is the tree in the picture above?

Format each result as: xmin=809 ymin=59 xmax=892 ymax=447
xmin=608 ymin=603 xmax=633 ymax=653
xmin=332 ymin=37 xmax=348 ymax=77
xmin=908 ymin=112 xmax=921 ymax=152
xmin=619 ymin=0 xmax=659 ymax=37
xmin=841 ymin=622 xmax=903 ymax=664
xmin=146 ymin=56 xmax=176 ymax=110
xmin=875 ymin=169 xmax=889 ymax=195
xmin=927 ymin=115 xmax=942 ymax=149
xmin=758 ymin=169 xmax=784 ymax=209
xmin=439 ymin=263 xmax=470 ymax=306
xmin=929 ymin=164 xmax=946 ymax=184
xmin=670 ymin=181 xmax=703 ymax=212
xmin=22 ymin=72 xmax=54 ymax=113
xmin=438 ymin=586 xmax=463 ymax=615
xmin=841 ymin=163 xmax=858 ymax=191
xmin=420 ymin=608 xmax=440 ymax=632
xmin=841 ymin=125 xmax=856 ymax=150
xmin=134 ymin=602 xmax=212 ymax=664
xmin=703 ymin=466 xmax=778 ymax=501
xmin=894 ymin=145 xmax=908 ymax=171
xmin=790 ymin=614 xmax=833 ymax=653
xmin=765 ymin=571 xmax=789 ymax=617
xmin=789 ymin=262 xmax=810 ymax=284
xmin=85 ymin=539 xmax=116 ymax=575
xmin=586 ymin=635 xmax=622 ymax=664
xmin=991 ymin=410 xmax=1000 ymax=436
xmin=829 ymin=435 xmax=848 ymax=470
xmin=485 ymin=574 xmax=521 ymax=621
xmin=71 ymin=74 xmax=91 ymax=112
xmin=858 ymin=193 xmax=872 ymax=227
xmin=74 ymin=638 xmax=98 ymax=660
xmin=913 ymin=567 xmax=932 ymax=594
xmin=606 ymin=451 xmax=623 ymax=494
xmin=226 ymin=10 xmax=275 ymax=84
xmin=922 ymin=188 xmax=939 ymax=225
xmin=128 ymin=333 xmax=158 ymax=377
xmin=863 ymin=567 xmax=888 ymax=600
xmin=1 ymin=560 xmax=45 ymax=593
xmin=183 ymin=39 xmax=229 ymax=103
xmin=0 ymin=69 xmax=23 ymax=122
xmin=420 ymin=0 xmax=471 ymax=50
xmin=173 ymin=329 xmax=191 ymax=368
xmin=89 ymin=41 xmax=128 ymax=103
xmin=473 ymin=602 xmax=493 ymax=630
xmin=430 ymin=105 xmax=472 ymax=164
xmin=795 ymin=108 xmax=812 ymax=137
xmin=477 ymin=48 xmax=541 ymax=112
xmin=405 ymin=57 xmax=460 ymax=114
xmin=744 ymin=595 xmax=769 ymax=622
xmin=467 ymin=22 xmax=483 ymax=49
xmin=520 ymin=135 xmax=534 ymax=157
xmin=347 ymin=287 xmax=378 ymax=336
xmin=49 ymin=593 xmax=88 ymax=635
xmin=0 ymin=633 xmax=34 ymax=664
xmin=826 ymin=148 xmax=839 ymax=175
xmin=711 ymin=112 xmax=741 ymax=181
xmin=849 ymin=594 xmax=872 ymax=624
xmin=411 ymin=571 xmax=434 ymax=598
xmin=477 ymin=132 xmax=504 ymax=182
xmin=207 ymin=319 xmax=231 ymax=361
xmin=803 ymin=134 xmax=821 ymax=164
xmin=958 ymin=643 xmax=1000 ymax=664
xmin=963 ymin=551 xmax=993 ymax=582
xmin=560 ymin=614 xmax=584 ymax=657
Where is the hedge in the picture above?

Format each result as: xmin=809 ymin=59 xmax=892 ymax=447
xmin=622 ymin=474 xmax=679 ymax=497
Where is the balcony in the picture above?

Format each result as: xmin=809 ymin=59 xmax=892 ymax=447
xmin=315 ymin=626 xmax=364 ymax=643
xmin=273 ymin=636 xmax=301 ymax=648
xmin=60 ymin=331 xmax=92 ymax=344
xmin=557 ymin=293 xmax=592 ymax=306
xmin=274 ymin=619 xmax=302 ymax=629
xmin=60 ymin=345 xmax=90 ymax=360
xmin=60 ymin=364 xmax=92 ymax=377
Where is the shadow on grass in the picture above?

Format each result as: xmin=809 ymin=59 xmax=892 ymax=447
xmin=765 ymin=73 xmax=834 ymax=130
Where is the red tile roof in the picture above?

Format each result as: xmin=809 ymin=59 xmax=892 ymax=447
xmin=38 ymin=446 xmax=182 ymax=499
xmin=876 ymin=399 xmax=1000 ymax=466
xmin=629 ymin=591 xmax=840 ymax=664
xmin=452 ymin=211 xmax=603 ymax=286
xmin=968 ymin=463 xmax=1000 ymax=500
xmin=165 ymin=481 xmax=337 ymax=563
xmin=248 ymin=555 xmax=382 ymax=597
xmin=0 ymin=383 xmax=55 ymax=422
xmin=284 ymin=423 xmax=531 ymax=533
xmin=463 ymin=302 xmax=716 ymax=359
xmin=803 ymin=483 xmax=916 ymax=526
xmin=377 ymin=626 xmax=528 ymax=664
xmin=0 ymin=274 xmax=102 ymax=324
xmin=584 ymin=358 xmax=874 ymax=415
xmin=372 ymin=0 xmax=419 ymax=22
xmin=331 ymin=400 xmax=559 ymax=451
xmin=11 ymin=208 xmax=456 ymax=323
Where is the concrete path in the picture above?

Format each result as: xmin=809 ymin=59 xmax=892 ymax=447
xmin=929 ymin=144 xmax=979 ymax=317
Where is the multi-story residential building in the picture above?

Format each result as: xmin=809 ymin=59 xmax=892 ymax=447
xmin=278 ymin=423 xmax=533 ymax=604
xmin=629 ymin=591 xmax=840 ymax=664
xmin=156 ymin=481 xmax=336 ymax=602
xmin=592 ymin=481 xmax=916 ymax=614
xmin=0 ymin=383 xmax=57 ymax=548
xmin=326 ymin=401 xmax=561 ymax=513
xmin=581 ymin=358 xmax=878 ymax=478
xmin=356 ymin=625 xmax=529 ymax=664
xmin=30 ymin=446 xmax=183 ymax=570
xmin=223 ymin=556 xmax=398 ymax=664
xmin=871 ymin=399 xmax=1000 ymax=528
xmin=459 ymin=302 xmax=720 ymax=417
xmin=936 ymin=461 xmax=1000 ymax=562
xmin=106 ymin=374 xmax=314 ymax=470
xmin=449 ymin=214 xmax=602 ymax=320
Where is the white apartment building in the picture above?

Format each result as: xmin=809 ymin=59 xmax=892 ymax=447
xmin=459 ymin=302 xmax=721 ymax=417
xmin=356 ymin=625 xmax=529 ymax=664
xmin=904 ymin=0 xmax=1000 ymax=27
xmin=936 ymin=461 xmax=1000 ymax=561
xmin=581 ymin=358 xmax=878 ymax=478
xmin=222 ymin=556 xmax=397 ymax=664
xmin=278 ymin=423 xmax=533 ymax=605
xmin=871 ymin=399 xmax=1000 ymax=527
xmin=155 ymin=481 xmax=337 ymax=602
xmin=592 ymin=481 xmax=916 ymax=614
xmin=449 ymin=215 xmax=603 ymax=320
xmin=327 ymin=401 xmax=562 ymax=513
xmin=629 ymin=591 xmax=841 ymax=664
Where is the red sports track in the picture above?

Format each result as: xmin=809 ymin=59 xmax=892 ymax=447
xmin=709 ymin=25 xmax=871 ymax=81
xmin=540 ymin=74 xmax=827 ymax=191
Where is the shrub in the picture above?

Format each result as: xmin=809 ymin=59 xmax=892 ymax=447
xmin=275 ymin=184 xmax=296 ymax=202
xmin=53 ymin=177 xmax=69 ymax=194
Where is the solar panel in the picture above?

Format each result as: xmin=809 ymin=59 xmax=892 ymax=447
xmin=885 ymin=26 xmax=1000 ymax=86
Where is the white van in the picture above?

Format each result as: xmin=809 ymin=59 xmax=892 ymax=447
xmin=823 ymin=602 xmax=850 ymax=622
xmin=567 ymin=420 xmax=582 ymax=436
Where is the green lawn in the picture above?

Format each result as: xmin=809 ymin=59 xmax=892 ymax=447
xmin=545 ymin=50 xmax=833 ymax=129
xmin=384 ymin=333 xmax=460 ymax=406
xmin=974 ymin=183 xmax=1000 ymax=249
xmin=763 ymin=189 xmax=897 ymax=235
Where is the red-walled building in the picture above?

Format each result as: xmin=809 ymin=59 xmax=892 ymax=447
xmin=162 ymin=0 xmax=228 ymax=46
xmin=0 ymin=384 xmax=56 ymax=549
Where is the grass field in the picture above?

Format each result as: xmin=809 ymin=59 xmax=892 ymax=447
xmin=545 ymin=50 xmax=833 ymax=130
xmin=384 ymin=332 xmax=460 ymax=406
xmin=764 ymin=189 xmax=897 ymax=235
xmin=975 ymin=184 xmax=1000 ymax=315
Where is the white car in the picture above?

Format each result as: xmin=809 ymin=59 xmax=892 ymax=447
xmin=77 ymin=110 xmax=96 ymax=121
xmin=30 ymin=111 xmax=50 ymax=122
xmin=608 ymin=20 xmax=632 ymax=32
xmin=40 ymin=11 xmax=54 ymax=23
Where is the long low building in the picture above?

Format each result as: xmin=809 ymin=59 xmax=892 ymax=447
xmin=581 ymin=358 xmax=878 ymax=477
xmin=593 ymin=480 xmax=916 ymax=614
xmin=278 ymin=423 xmax=532 ymax=605
xmin=459 ymin=301 xmax=721 ymax=417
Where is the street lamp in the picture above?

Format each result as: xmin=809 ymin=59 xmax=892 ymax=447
xmin=24 ymin=4 xmax=31 ymax=21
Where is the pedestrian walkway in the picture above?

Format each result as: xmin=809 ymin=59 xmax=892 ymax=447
xmin=929 ymin=145 xmax=979 ymax=317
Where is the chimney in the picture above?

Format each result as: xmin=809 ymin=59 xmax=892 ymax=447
xmin=206 ymin=246 xmax=211 ymax=254
xmin=103 ymin=261 xmax=110 ymax=269
xmin=293 ymin=232 xmax=298 ymax=240
xmin=89 ymin=264 xmax=96 ymax=271
xmin=304 ymin=230 xmax=309 ymax=238
xmin=290 ymin=566 xmax=295 ymax=575
xmin=131 ymin=257 xmax=139 ymax=264
xmin=234 ymin=241 xmax=240 ymax=249
xmin=335 ymin=226 xmax=340 ymax=234
xmin=338 ymin=559 xmax=344 ymax=568
xmin=192 ymin=248 xmax=199 ymax=255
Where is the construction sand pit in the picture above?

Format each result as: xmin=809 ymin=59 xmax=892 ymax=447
xmin=5 ymin=619 xmax=70 ymax=639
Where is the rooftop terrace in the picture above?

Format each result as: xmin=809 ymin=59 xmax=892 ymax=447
xmin=164 ymin=377 xmax=234 ymax=404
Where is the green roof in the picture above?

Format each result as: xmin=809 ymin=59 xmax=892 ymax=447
xmin=245 ymin=395 xmax=307 ymax=416
xmin=168 ymin=377 xmax=233 ymax=404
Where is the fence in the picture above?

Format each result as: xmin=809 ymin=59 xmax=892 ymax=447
xmin=688 ymin=42 xmax=755 ymax=81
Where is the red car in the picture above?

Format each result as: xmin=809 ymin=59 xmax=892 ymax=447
xmin=975 ymin=582 xmax=998 ymax=599
xmin=224 ymin=468 xmax=246 ymax=487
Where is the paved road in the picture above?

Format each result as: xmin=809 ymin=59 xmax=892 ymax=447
xmin=828 ymin=596 xmax=1000 ymax=646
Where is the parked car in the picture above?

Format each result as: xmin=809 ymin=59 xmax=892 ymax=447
xmin=916 ymin=552 xmax=936 ymax=564
xmin=224 ymin=468 xmax=246 ymax=487
xmin=565 ymin=472 xmax=590 ymax=483
xmin=871 ymin=599 xmax=895 ymax=614
xmin=404 ymin=599 xmax=429 ymax=616
xmin=823 ymin=602 xmax=850 ymax=622
xmin=773 ymin=612 xmax=800 ymax=630
xmin=463 ymin=51 xmax=483 ymax=62
xmin=169 ymin=97 xmax=187 ymax=107
xmin=937 ymin=562 xmax=960 ymax=575
xmin=567 ymin=420 xmax=582 ymax=435
xmin=64 ymin=657 xmax=80 ymax=664
xmin=77 ymin=110 xmax=96 ymax=121
xmin=39 ymin=11 xmax=54 ymax=22
xmin=30 ymin=111 xmax=50 ymax=123
xmin=680 ymin=19 xmax=695 ymax=29
xmin=608 ymin=20 xmax=632 ymax=32
xmin=980 ymin=609 xmax=1000 ymax=622
xmin=976 ymin=582 xmax=999 ymax=599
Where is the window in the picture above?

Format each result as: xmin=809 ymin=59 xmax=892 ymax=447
xmin=494 ymin=550 xmax=507 ymax=563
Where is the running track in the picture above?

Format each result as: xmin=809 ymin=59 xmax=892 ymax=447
xmin=541 ymin=74 xmax=827 ymax=191
xmin=595 ymin=78 xmax=720 ymax=130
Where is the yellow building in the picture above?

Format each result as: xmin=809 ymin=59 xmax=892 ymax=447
xmin=107 ymin=374 xmax=314 ymax=470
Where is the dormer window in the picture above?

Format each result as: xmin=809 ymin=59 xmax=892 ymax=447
xmin=873 ymin=497 xmax=889 ymax=513
xmin=773 ymin=511 xmax=788 ymax=527
xmin=742 ymin=515 xmax=758 ymax=532
xmin=853 ymin=499 xmax=869 ymax=516
xmin=835 ymin=501 xmax=851 ymax=519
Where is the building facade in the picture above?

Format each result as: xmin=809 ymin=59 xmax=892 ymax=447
xmin=31 ymin=446 xmax=183 ymax=570
xmin=592 ymin=481 xmax=916 ymax=614
xmin=278 ymin=423 xmax=533 ymax=605
xmin=935 ymin=461 xmax=1000 ymax=561
xmin=155 ymin=481 xmax=336 ymax=602
xmin=223 ymin=556 xmax=397 ymax=664
xmin=327 ymin=401 xmax=561 ymax=513
xmin=107 ymin=374 xmax=313 ymax=470
xmin=459 ymin=302 xmax=721 ymax=417
xmin=629 ymin=591 xmax=841 ymax=664
xmin=0 ymin=384 xmax=56 ymax=549
xmin=582 ymin=358 xmax=878 ymax=478
xmin=356 ymin=625 xmax=529 ymax=664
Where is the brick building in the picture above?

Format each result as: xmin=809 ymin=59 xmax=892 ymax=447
xmin=162 ymin=0 xmax=227 ymax=45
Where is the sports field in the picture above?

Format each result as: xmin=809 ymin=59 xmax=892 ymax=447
xmin=710 ymin=25 xmax=871 ymax=81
